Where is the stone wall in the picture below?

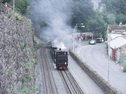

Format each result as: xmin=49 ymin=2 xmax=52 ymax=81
xmin=34 ymin=36 xmax=43 ymax=44
xmin=0 ymin=4 xmax=37 ymax=93
xmin=120 ymin=44 xmax=126 ymax=57
xmin=69 ymin=50 xmax=119 ymax=94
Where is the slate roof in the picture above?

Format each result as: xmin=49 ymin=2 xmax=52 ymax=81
xmin=107 ymin=25 xmax=126 ymax=33
xmin=108 ymin=37 xmax=126 ymax=49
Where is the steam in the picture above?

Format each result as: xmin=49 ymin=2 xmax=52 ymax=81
xmin=52 ymin=39 xmax=67 ymax=50
xmin=27 ymin=0 xmax=74 ymax=48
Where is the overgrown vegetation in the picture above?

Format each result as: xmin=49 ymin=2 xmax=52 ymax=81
xmin=8 ymin=11 xmax=26 ymax=21
xmin=123 ymin=65 xmax=126 ymax=72
xmin=101 ymin=0 xmax=126 ymax=24
xmin=22 ymin=73 xmax=31 ymax=82
xmin=117 ymin=58 xmax=126 ymax=72
xmin=0 ymin=0 xmax=29 ymax=15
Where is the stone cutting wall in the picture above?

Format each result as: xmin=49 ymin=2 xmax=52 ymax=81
xmin=0 ymin=4 xmax=37 ymax=94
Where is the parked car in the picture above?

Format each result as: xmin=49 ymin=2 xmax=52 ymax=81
xmin=89 ymin=40 xmax=96 ymax=45
xmin=96 ymin=38 xmax=104 ymax=43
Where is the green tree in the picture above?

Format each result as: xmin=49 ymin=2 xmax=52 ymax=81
xmin=0 ymin=0 xmax=11 ymax=3
xmin=101 ymin=0 xmax=117 ymax=13
xmin=116 ymin=14 xmax=126 ymax=24
xmin=87 ymin=13 xmax=107 ymax=39
xmin=71 ymin=0 xmax=94 ymax=30
xmin=106 ymin=14 xmax=116 ymax=25
xmin=10 ymin=0 xmax=29 ymax=15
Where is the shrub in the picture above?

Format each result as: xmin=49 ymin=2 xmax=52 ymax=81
xmin=0 ymin=0 xmax=4 ymax=3
xmin=0 ymin=0 xmax=11 ymax=3
xmin=9 ymin=0 xmax=30 ymax=15
xmin=123 ymin=65 xmax=126 ymax=72
xmin=22 ymin=73 xmax=31 ymax=82
xmin=8 ymin=11 xmax=24 ymax=21
xmin=22 ymin=87 xmax=28 ymax=93
xmin=24 ymin=61 xmax=32 ymax=70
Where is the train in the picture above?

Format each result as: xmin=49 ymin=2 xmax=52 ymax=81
xmin=50 ymin=40 xmax=68 ymax=70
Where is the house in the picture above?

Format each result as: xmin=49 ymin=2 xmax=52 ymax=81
xmin=107 ymin=37 xmax=126 ymax=61
xmin=107 ymin=25 xmax=126 ymax=61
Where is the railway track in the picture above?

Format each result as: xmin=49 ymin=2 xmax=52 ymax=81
xmin=40 ymin=47 xmax=58 ymax=94
xmin=39 ymin=47 xmax=84 ymax=94
xmin=58 ymin=70 xmax=84 ymax=94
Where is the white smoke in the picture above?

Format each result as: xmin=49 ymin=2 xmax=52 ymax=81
xmin=52 ymin=39 xmax=67 ymax=50
xmin=28 ymin=0 xmax=74 ymax=48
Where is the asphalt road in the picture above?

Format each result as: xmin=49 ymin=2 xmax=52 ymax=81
xmin=68 ymin=55 xmax=104 ymax=94
xmin=76 ymin=43 xmax=126 ymax=94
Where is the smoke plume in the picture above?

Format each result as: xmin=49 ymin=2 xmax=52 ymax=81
xmin=27 ymin=0 xmax=75 ymax=48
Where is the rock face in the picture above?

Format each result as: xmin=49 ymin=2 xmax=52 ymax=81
xmin=0 ymin=3 xmax=36 ymax=94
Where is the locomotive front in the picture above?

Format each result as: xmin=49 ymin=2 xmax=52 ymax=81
xmin=50 ymin=40 xmax=68 ymax=70
xmin=54 ymin=50 xmax=68 ymax=70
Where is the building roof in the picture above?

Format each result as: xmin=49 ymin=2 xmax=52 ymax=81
xmin=107 ymin=25 xmax=126 ymax=33
xmin=109 ymin=34 xmax=122 ymax=39
xmin=108 ymin=37 xmax=126 ymax=49
xmin=111 ymin=29 xmax=126 ymax=34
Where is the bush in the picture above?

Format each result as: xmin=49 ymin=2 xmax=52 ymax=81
xmin=0 ymin=0 xmax=11 ymax=3
xmin=123 ymin=65 xmax=126 ymax=72
xmin=22 ymin=73 xmax=31 ymax=82
xmin=14 ymin=0 xmax=29 ymax=15
xmin=8 ymin=11 xmax=25 ymax=21
xmin=0 ymin=0 xmax=4 ymax=3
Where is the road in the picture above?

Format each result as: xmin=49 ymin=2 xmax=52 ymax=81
xmin=68 ymin=55 xmax=104 ymax=94
xmin=76 ymin=43 xmax=126 ymax=94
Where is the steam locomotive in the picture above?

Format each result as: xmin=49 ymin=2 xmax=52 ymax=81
xmin=50 ymin=42 xmax=68 ymax=70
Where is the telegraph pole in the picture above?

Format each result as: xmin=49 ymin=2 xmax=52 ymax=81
xmin=13 ymin=0 xmax=15 ymax=11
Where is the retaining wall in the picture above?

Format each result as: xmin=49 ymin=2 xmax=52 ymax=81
xmin=69 ymin=50 xmax=119 ymax=94
xmin=0 ymin=3 xmax=37 ymax=93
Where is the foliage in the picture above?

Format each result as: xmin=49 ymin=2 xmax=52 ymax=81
xmin=24 ymin=61 xmax=32 ymax=70
xmin=22 ymin=73 xmax=31 ymax=82
xmin=87 ymin=12 xmax=107 ymax=39
xmin=22 ymin=86 xmax=28 ymax=93
xmin=8 ymin=11 xmax=25 ymax=21
xmin=106 ymin=14 xmax=116 ymax=25
xmin=115 ymin=14 xmax=126 ymax=24
xmin=123 ymin=65 xmax=126 ymax=72
xmin=101 ymin=0 xmax=126 ymax=24
xmin=105 ymin=43 xmax=108 ymax=49
xmin=0 ymin=0 xmax=3 ymax=3
xmin=0 ymin=0 xmax=11 ymax=3
xmin=71 ymin=0 xmax=94 ymax=29
xmin=9 ymin=0 xmax=29 ymax=15
xmin=1 ymin=0 xmax=29 ymax=15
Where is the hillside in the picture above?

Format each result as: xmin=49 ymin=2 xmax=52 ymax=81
xmin=0 ymin=3 xmax=38 ymax=93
